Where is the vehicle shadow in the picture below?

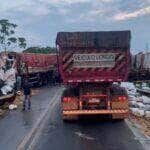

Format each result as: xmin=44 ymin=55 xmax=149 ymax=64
xmin=64 ymin=115 xmax=125 ymax=126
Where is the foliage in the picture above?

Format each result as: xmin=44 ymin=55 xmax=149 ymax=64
xmin=0 ymin=19 xmax=27 ymax=51
xmin=23 ymin=46 xmax=56 ymax=54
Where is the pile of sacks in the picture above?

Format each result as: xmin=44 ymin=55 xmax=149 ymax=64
xmin=0 ymin=53 xmax=16 ymax=96
xmin=121 ymin=82 xmax=150 ymax=118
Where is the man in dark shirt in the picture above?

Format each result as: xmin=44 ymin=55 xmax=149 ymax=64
xmin=22 ymin=79 xmax=31 ymax=110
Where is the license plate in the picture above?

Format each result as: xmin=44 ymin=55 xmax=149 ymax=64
xmin=89 ymin=98 xmax=100 ymax=103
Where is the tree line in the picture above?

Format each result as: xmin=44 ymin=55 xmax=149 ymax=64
xmin=0 ymin=19 xmax=56 ymax=54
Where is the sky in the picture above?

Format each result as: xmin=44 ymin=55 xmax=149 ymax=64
xmin=0 ymin=0 xmax=150 ymax=53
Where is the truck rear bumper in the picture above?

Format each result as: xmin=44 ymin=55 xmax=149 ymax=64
xmin=63 ymin=109 xmax=129 ymax=115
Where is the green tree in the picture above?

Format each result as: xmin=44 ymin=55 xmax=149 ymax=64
xmin=24 ymin=46 xmax=56 ymax=54
xmin=0 ymin=19 xmax=27 ymax=52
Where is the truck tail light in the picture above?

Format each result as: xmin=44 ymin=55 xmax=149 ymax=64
xmin=118 ymin=96 xmax=127 ymax=101
xmin=79 ymin=101 xmax=82 ymax=109
xmin=62 ymin=97 xmax=79 ymax=110
xmin=63 ymin=97 xmax=77 ymax=103
xmin=63 ymin=97 xmax=71 ymax=103
xmin=63 ymin=97 xmax=68 ymax=102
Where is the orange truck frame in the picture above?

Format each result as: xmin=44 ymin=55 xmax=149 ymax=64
xmin=56 ymin=31 xmax=131 ymax=121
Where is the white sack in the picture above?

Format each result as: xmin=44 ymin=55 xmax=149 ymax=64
xmin=0 ymin=67 xmax=16 ymax=95
xmin=141 ymin=96 xmax=150 ymax=104
xmin=128 ymin=95 xmax=138 ymax=102
xmin=130 ymin=108 xmax=145 ymax=117
xmin=129 ymin=101 xmax=138 ymax=108
xmin=137 ymin=102 xmax=146 ymax=110
xmin=145 ymin=111 xmax=150 ymax=118
xmin=145 ymin=105 xmax=150 ymax=111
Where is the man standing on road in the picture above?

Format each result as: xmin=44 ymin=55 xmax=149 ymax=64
xmin=22 ymin=79 xmax=31 ymax=111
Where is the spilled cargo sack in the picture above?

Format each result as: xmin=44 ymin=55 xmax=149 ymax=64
xmin=140 ymin=96 xmax=150 ymax=104
xmin=145 ymin=111 xmax=150 ymax=118
xmin=137 ymin=102 xmax=146 ymax=110
xmin=145 ymin=105 xmax=150 ymax=111
xmin=0 ymin=53 xmax=16 ymax=96
xmin=130 ymin=108 xmax=145 ymax=117
xmin=0 ymin=68 xmax=16 ymax=95
xmin=128 ymin=95 xmax=138 ymax=102
xmin=129 ymin=101 xmax=138 ymax=108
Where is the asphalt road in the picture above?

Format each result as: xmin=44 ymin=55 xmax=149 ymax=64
xmin=0 ymin=85 xmax=145 ymax=150
xmin=0 ymin=86 xmax=61 ymax=150
xmin=33 ymin=87 xmax=144 ymax=150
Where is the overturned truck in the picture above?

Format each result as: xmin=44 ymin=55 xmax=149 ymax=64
xmin=56 ymin=31 xmax=131 ymax=121
xmin=20 ymin=53 xmax=57 ymax=86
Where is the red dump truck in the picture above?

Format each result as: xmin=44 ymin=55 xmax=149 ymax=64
xmin=20 ymin=53 xmax=57 ymax=86
xmin=56 ymin=31 xmax=131 ymax=121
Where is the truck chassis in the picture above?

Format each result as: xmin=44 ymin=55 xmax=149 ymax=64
xmin=61 ymin=83 xmax=129 ymax=121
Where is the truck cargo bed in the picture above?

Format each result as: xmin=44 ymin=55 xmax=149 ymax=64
xmin=57 ymin=31 xmax=131 ymax=84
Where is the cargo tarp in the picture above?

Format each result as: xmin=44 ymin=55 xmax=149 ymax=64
xmin=56 ymin=31 xmax=131 ymax=49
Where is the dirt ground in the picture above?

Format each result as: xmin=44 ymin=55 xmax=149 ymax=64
xmin=129 ymin=113 xmax=150 ymax=137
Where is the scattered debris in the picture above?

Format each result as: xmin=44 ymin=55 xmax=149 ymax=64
xmin=129 ymin=114 xmax=150 ymax=137
xmin=121 ymin=82 xmax=150 ymax=137
xmin=8 ymin=104 xmax=17 ymax=110
xmin=16 ymin=91 xmax=22 ymax=96
xmin=0 ymin=53 xmax=16 ymax=96
xmin=75 ymin=131 xmax=95 ymax=140
xmin=121 ymin=82 xmax=150 ymax=118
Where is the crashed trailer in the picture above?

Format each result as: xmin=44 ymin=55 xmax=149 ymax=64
xmin=56 ymin=31 xmax=131 ymax=121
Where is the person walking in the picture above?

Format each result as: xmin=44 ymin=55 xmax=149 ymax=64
xmin=22 ymin=79 xmax=31 ymax=110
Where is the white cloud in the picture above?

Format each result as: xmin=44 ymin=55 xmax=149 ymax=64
xmin=67 ymin=8 xmax=105 ymax=23
xmin=17 ymin=3 xmax=50 ymax=16
xmin=0 ymin=0 xmax=50 ymax=16
xmin=0 ymin=0 xmax=114 ymax=17
xmin=57 ymin=8 xmax=70 ymax=15
xmin=39 ymin=0 xmax=113 ymax=5
xmin=43 ymin=0 xmax=90 ymax=4
xmin=37 ymin=0 xmax=91 ymax=6
xmin=113 ymin=6 xmax=150 ymax=21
